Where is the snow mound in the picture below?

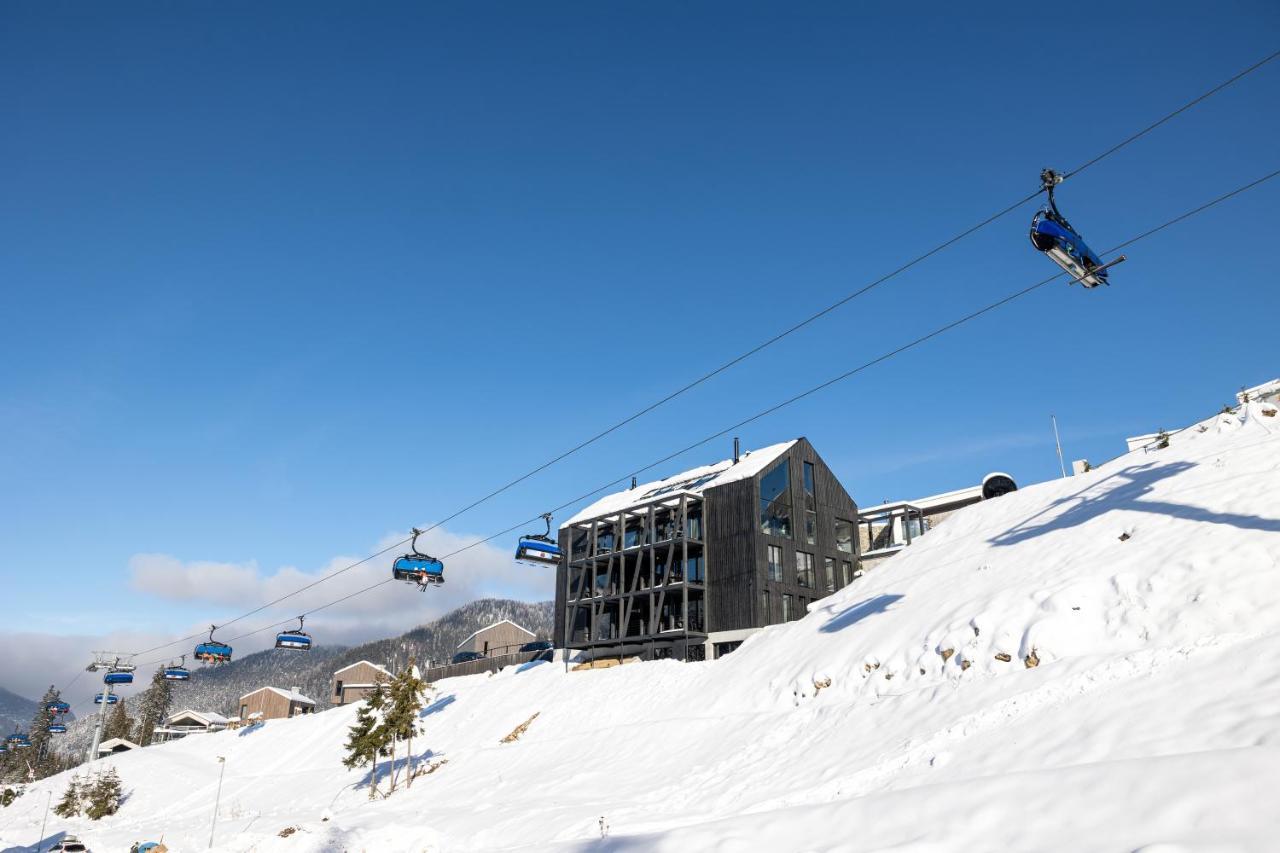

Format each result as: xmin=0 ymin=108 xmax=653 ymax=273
xmin=3 ymin=403 xmax=1279 ymax=852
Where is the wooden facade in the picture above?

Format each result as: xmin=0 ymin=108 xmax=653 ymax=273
xmin=238 ymin=686 xmax=316 ymax=721
xmin=456 ymin=620 xmax=536 ymax=655
xmin=331 ymin=660 xmax=392 ymax=706
xmin=555 ymin=437 xmax=859 ymax=660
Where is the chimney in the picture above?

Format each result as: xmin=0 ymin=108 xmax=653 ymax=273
xmin=630 ymin=476 xmax=637 ymax=489
xmin=733 ymin=437 xmax=740 ymax=464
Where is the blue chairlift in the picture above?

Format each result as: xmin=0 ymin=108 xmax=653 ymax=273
xmin=392 ymin=528 xmax=445 ymax=587
xmin=164 ymin=656 xmax=191 ymax=681
xmin=1030 ymin=169 xmax=1113 ymax=289
xmin=48 ymin=723 xmax=68 ymax=734
xmin=6 ymin=730 xmax=31 ymax=749
xmin=94 ymin=693 xmax=119 ymax=705
xmin=515 ymin=513 xmax=562 ymax=567
xmin=275 ymin=616 xmax=313 ymax=651
xmin=194 ymin=625 xmax=234 ymax=664
xmin=104 ymin=670 xmax=134 ymax=686
xmin=47 ymin=700 xmax=71 ymax=715
xmin=0 ymin=742 xmax=6 ymax=754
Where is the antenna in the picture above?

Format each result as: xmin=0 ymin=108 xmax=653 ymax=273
xmin=1051 ymin=414 xmax=1067 ymax=479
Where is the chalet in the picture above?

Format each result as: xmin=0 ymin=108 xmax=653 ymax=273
xmin=96 ymin=737 xmax=139 ymax=756
xmin=456 ymin=620 xmax=536 ymax=656
xmin=152 ymin=709 xmax=229 ymax=743
xmin=331 ymin=661 xmax=392 ymax=706
xmin=238 ymin=686 xmax=315 ymax=722
xmin=555 ymin=437 xmax=859 ymax=661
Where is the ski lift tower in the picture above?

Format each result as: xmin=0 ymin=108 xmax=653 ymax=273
xmin=85 ymin=653 xmax=134 ymax=765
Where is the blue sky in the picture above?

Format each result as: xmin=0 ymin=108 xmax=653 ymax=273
xmin=2 ymin=2 xmax=1278 ymax=698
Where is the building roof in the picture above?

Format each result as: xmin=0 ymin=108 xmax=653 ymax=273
xmin=563 ymin=440 xmax=798 ymax=526
xmin=456 ymin=619 xmax=535 ymax=650
xmin=98 ymin=737 xmax=139 ymax=752
xmin=240 ymin=686 xmax=316 ymax=705
xmin=333 ymin=660 xmax=392 ymax=679
xmin=165 ymin=709 xmax=229 ymax=726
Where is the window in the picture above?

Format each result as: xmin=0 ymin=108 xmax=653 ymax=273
xmin=767 ymin=545 xmax=783 ymax=581
xmin=803 ymin=462 xmax=817 ymax=545
xmin=686 ymin=554 xmax=705 ymax=582
xmin=782 ymin=593 xmax=793 ymax=621
xmin=759 ymin=460 xmax=792 ymax=537
xmin=805 ymin=512 xmax=818 ymax=545
xmin=842 ymin=560 xmax=853 ymax=586
xmin=796 ymin=551 xmax=815 ymax=588
xmin=687 ymin=506 xmax=703 ymax=540
xmin=596 ymin=524 xmax=615 ymax=553
xmin=824 ymin=556 xmax=836 ymax=592
xmin=240 ymin=704 xmax=248 ymax=718
xmin=803 ymin=462 xmax=816 ymax=506
xmin=624 ymin=521 xmax=643 ymax=549
xmin=572 ymin=529 xmax=590 ymax=560
xmin=835 ymin=518 xmax=854 ymax=554
xmin=761 ymin=589 xmax=772 ymax=622
xmin=334 ymin=679 xmax=343 ymax=697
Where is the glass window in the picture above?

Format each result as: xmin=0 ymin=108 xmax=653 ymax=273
xmin=824 ymin=556 xmax=836 ymax=592
xmin=596 ymin=524 xmax=615 ymax=553
xmin=572 ymin=529 xmax=590 ymax=560
xmin=803 ymin=462 xmax=816 ymax=510
xmin=686 ymin=554 xmax=704 ymax=582
xmin=687 ymin=506 xmax=703 ymax=540
xmin=796 ymin=551 xmax=815 ymax=588
xmin=624 ymin=521 xmax=642 ymax=549
xmin=767 ymin=545 xmax=783 ymax=582
xmin=805 ymin=511 xmax=818 ymax=545
xmin=759 ymin=460 xmax=792 ymax=538
xmin=761 ymin=589 xmax=771 ymax=622
xmin=835 ymin=518 xmax=854 ymax=554
xmin=842 ymin=560 xmax=853 ymax=586
xmin=782 ymin=593 xmax=793 ymax=622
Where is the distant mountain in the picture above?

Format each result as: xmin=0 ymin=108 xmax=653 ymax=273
xmin=54 ymin=598 xmax=553 ymax=754
xmin=0 ymin=685 xmax=38 ymax=734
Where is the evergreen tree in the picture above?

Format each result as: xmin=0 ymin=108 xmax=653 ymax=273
xmin=134 ymin=667 xmax=174 ymax=746
xmin=53 ymin=777 xmax=80 ymax=818
xmin=29 ymin=685 xmax=61 ymax=779
xmin=385 ymin=660 xmax=427 ymax=790
xmin=342 ymin=679 xmax=390 ymax=800
xmin=104 ymin=698 xmax=134 ymax=742
xmin=85 ymin=768 xmax=123 ymax=820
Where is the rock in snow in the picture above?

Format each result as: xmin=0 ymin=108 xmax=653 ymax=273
xmin=3 ymin=402 xmax=1279 ymax=851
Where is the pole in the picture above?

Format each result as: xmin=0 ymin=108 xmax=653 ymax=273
xmin=38 ymin=789 xmax=52 ymax=847
xmin=1051 ymin=414 xmax=1068 ymax=479
xmin=88 ymin=685 xmax=111 ymax=765
xmin=208 ymin=756 xmax=226 ymax=849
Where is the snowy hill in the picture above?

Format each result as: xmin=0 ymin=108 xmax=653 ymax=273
xmin=0 ymin=686 xmax=40 ymax=737
xmin=4 ymin=401 xmax=1279 ymax=851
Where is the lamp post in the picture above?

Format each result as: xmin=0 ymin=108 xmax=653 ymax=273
xmin=38 ymin=789 xmax=52 ymax=848
xmin=208 ymin=756 xmax=226 ymax=849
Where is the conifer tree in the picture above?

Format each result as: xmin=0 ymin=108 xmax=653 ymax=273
xmin=53 ymin=777 xmax=80 ymax=818
xmin=85 ymin=768 xmax=123 ymax=820
xmin=29 ymin=685 xmax=62 ymax=779
xmin=104 ymin=698 xmax=134 ymax=742
xmin=385 ymin=660 xmax=427 ymax=789
xmin=342 ymin=680 xmax=391 ymax=800
xmin=134 ymin=667 xmax=174 ymax=746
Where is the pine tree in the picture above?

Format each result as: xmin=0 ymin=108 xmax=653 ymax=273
xmin=85 ymin=768 xmax=123 ymax=820
xmin=104 ymin=698 xmax=134 ymax=742
xmin=53 ymin=777 xmax=80 ymax=818
xmin=134 ymin=667 xmax=174 ymax=746
xmin=29 ymin=685 xmax=61 ymax=779
xmin=385 ymin=660 xmax=427 ymax=789
xmin=342 ymin=680 xmax=391 ymax=800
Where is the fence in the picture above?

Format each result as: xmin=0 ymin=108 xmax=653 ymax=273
xmin=423 ymin=648 xmax=554 ymax=683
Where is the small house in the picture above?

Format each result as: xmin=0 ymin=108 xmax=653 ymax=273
xmin=152 ymin=710 xmax=229 ymax=743
xmin=97 ymin=737 xmax=139 ymax=756
xmin=456 ymin=619 xmax=536 ymax=656
xmin=238 ymin=686 xmax=315 ymax=721
xmin=331 ymin=660 xmax=392 ymax=706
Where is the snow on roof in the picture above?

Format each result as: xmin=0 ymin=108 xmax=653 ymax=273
xmin=98 ymin=737 xmax=139 ymax=751
xmin=166 ymin=710 xmax=229 ymax=726
xmin=333 ymin=660 xmax=391 ymax=678
xmin=241 ymin=686 xmax=316 ymax=705
xmin=563 ymin=440 xmax=798 ymax=527
xmin=860 ymin=483 xmax=985 ymax=516
xmin=456 ymin=619 xmax=536 ymax=650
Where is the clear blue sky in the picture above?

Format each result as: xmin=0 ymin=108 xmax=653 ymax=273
xmin=2 ymin=2 xmax=1278 ymax=676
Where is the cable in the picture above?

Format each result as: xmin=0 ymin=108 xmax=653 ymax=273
xmin=120 ymin=55 xmax=1278 ymax=662
xmin=200 ymin=167 xmax=1276 ymax=647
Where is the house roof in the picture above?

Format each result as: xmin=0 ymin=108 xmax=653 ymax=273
xmin=333 ymin=660 xmax=392 ymax=679
xmin=563 ymin=440 xmax=798 ymax=527
xmin=456 ymin=619 xmax=535 ymax=650
xmin=240 ymin=686 xmax=316 ymax=705
xmin=98 ymin=737 xmax=139 ymax=751
xmin=165 ymin=709 xmax=229 ymax=726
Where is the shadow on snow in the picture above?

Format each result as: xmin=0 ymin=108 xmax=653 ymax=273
xmin=820 ymin=594 xmax=905 ymax=633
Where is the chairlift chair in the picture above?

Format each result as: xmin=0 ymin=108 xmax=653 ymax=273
xmin=103 ymin=670 xmax=134 ymax=686
xmin=392 ymin=528 xmax=445 ymax=587
xmin=48 ymin=723 xmax=68 ymax=735
xmin=275 ymin=616 xmax=313 ymax=651
xmin=47 ymin=701 xmax=71 ymax=715
xmin=1029 ymin=169 xmax=1112 ymax=288
xmin=193 ymin=625 xmax=234 ymax=664
xmin=94 ymin=694 xmax=119 ymax=705
xmin=515 ymin=513 xmax=563 ymax=567
xmin=164 ymin=656 xmax=191 ymax=681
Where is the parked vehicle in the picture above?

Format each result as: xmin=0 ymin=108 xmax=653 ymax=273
xmin=519 ymin=640 xmax=554 ymax=653
xmin=451 ymin=651 xmax=486 ymax=664
xmin=48 ymin=837 xmax=87 ymax=852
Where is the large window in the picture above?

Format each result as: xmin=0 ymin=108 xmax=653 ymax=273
xmin=841 ymin=560 xmax=853 ymax=586
xmin=782 ymin=593 xmax=794 ymax=622
xmin=835 ymin=518 xmax=854 ymax=554
xmin=759 ymin=460 xmax=792 ymax=538
xmin=686 ymin=554 xmax=705 ymax=582
xmin=767 ymin=544 xmax=783 ymax=582
xmin=796 ymin=551 xmax=815 ymax=589
xmin=803 ymin=462 xmax=818 ymax=545
xmin=761 ymin=589 xmax=772 ymax=622
xmin=824 ymin=556 xmax=836 ymax=593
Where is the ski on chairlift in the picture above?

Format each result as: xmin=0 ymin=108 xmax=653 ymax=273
xmin=275 ymin=615 xmax=313 ymax=651
xmin=392 ymin=528 xmax=445 ymax=587
xmin=194 ymin=625 xmax=234 ymax=664
xmin=515 ymin=513 xmax=562 ymax=567
xmin=1029 ymin=169 xmax=1116 ymax=289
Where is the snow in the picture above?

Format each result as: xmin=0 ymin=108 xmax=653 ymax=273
xmin=243 ymin=687 xmax=316 ymax=705
xmin=4 ymin=404 xmax=1280 ymax=851
xmin=562 ymin=439 xmax=796 ymax=526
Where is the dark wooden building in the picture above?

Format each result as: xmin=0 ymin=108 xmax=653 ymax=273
xmin=554 ymin=438 xmax=859 ymax=661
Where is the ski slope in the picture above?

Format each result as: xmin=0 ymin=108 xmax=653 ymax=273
xmin=4 ymin=401 xmax=1280 ymax=852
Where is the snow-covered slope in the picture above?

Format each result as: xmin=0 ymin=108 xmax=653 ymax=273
xmin=4 ymin=402 xmax=1279 ymax=852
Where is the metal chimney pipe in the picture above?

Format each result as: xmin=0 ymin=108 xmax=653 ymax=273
xmin=630 ymin=476 xmax=637 ymax=489
xmin=733 ymin=437 xmax=740 ymax=464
